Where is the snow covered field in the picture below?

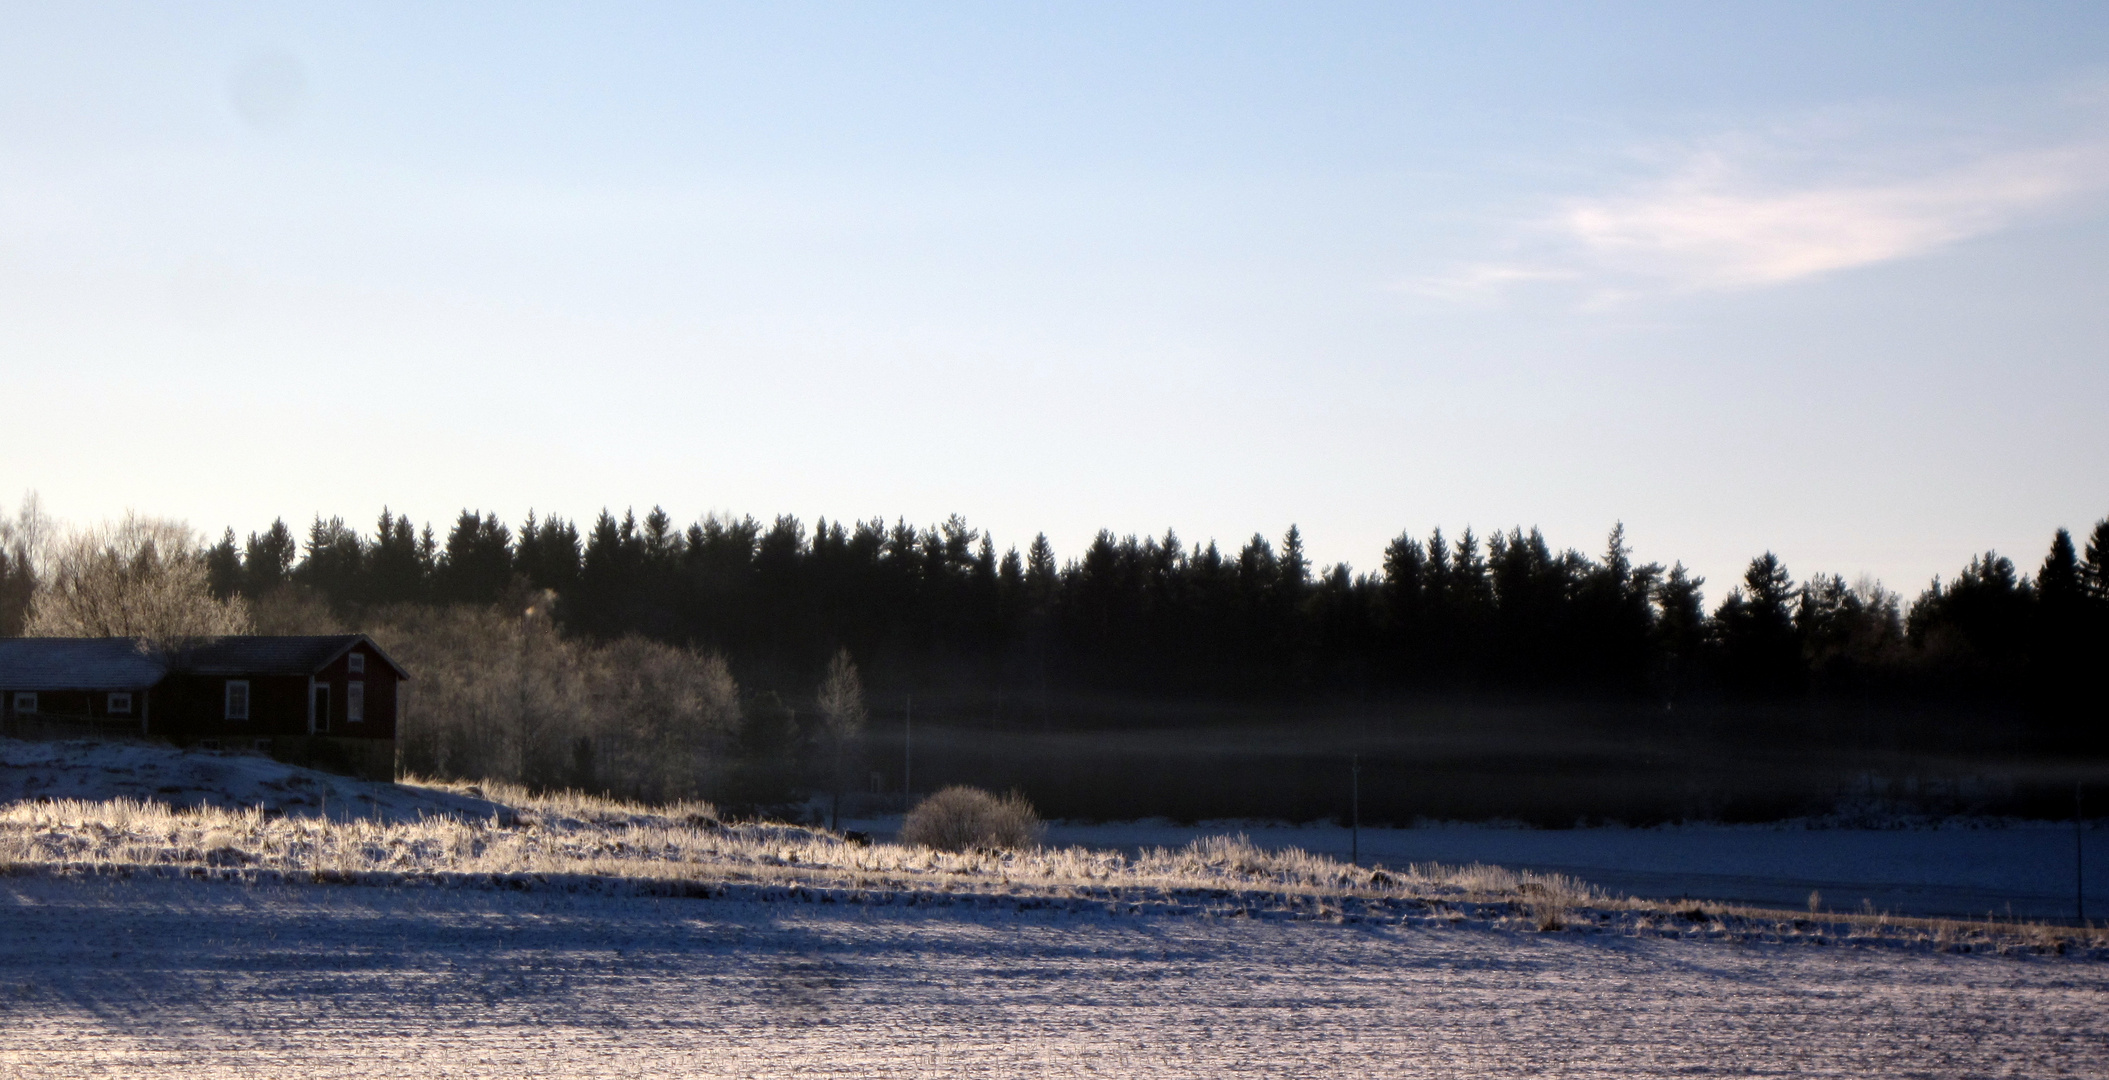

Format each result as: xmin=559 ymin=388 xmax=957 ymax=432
xmin=3 ymin=738 xmax=2105 ymax=1075
xmin=2 ymin=873 xmax=2105 ymax=1079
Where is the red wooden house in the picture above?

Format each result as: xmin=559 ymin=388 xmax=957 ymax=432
xmin=0 ymin=634 xmax=408 ymax=781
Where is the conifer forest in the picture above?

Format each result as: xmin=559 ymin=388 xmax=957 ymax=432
xmin=5 ymin=506 xmax=2101 ymax=822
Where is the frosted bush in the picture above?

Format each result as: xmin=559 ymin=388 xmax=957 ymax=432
xmin=900 ymin=786 xmax=1044 ymax=853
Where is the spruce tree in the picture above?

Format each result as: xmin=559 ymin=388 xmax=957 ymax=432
xmin=294 ymin=516 xmax=365 ymax=605
xmin=438 ymin=510 xmax=513 ymax=604
xmin=242 ymin=519 xmax=297 ymax=596
xmin=2032 ymin=528 xmax=2090 ymax=745
xmin=205 ymin=528 xmax=242 ymax=599
xmin=1024 ymin=533 xmax=1057 ymax=612
xmin=2082 ymin=518 xmax=2109 ymax=603
xmin=368 ymin=509 xmax=428 ymax=604
xmin=1279 ymin=525 xmax=1310 ymax=599
xmin=2040 ymin=528 xmax=2081 ymax=604
xmin=1652 ymin=562 xmax=1707 ymax=699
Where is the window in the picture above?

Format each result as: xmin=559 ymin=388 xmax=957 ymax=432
xmin=347 ymin=652 xmax=365 ymax=675
xmin=107 ymin=692 xmax=132 ymax=715
xmin=347 ymin=680 xmax=365 ymax=723
xmin=11 ymin=692 xmax=34 ymax=714
xmin=225 ymin=681 xmax=250 ymax=722
xmin=312 ymin=684 xmax=331 ymax=733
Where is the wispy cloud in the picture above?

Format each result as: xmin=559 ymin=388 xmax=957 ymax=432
xmin=1417 ymin=116 xmax=2109 ymax=302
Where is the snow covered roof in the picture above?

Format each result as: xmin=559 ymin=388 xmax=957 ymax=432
xmin=173 ymin=635 xmax=409 ymax=679
xmin=0 ymin=638 xmax=169 ymax=690
xmin=0 ymin=634 xmax=409 ymax=689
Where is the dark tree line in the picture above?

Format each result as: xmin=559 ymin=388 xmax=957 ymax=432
xmin=187 ymin=506 xmax=2109 ymax=747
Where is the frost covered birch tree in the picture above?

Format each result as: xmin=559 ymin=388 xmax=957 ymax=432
xmin=23 ymin=514 xmax=250 ymax=646
xmin=816 ymin=648 xmax=867 ymax=830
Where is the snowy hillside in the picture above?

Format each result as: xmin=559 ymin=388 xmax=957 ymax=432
xmin=0 ymin=737 xmax=503 ymax=822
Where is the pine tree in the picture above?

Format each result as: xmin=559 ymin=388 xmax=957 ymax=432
xmin=1715 ymin=553 xmax=1802 ymax=696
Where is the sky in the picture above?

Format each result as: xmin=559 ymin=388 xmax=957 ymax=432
xmin=3 ymin=2 xmax=2107 ymax=601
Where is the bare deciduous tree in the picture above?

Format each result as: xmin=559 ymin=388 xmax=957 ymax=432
xmin=2 ymin=492 xmax=56 ymax=577
xmin=23 ymin=513 xmax=250 ymax=646
xmin=0 ymin=493 xmax=52 ymax=636
xmin=815 ymin=648 xmax=867 ymax=830
xmin=588 ymin=635 xmax=743 ymax=803
xmin=371 ymin=601 xmax=742 ymax=804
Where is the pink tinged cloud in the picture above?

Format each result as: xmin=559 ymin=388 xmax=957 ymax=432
xmin=1420 ymin=133 xmax=2109 ymax=300
xmin=1562 ymin=144 xmax=2109 ymax=289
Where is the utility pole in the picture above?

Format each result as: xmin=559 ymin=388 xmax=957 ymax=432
xmin=2079 ymin=782 xmax=2087 ymax=926
xmin=903 ymin=694 xmax=913 ymax=814
xmin=1350 ymin=752 xmax=1361 ymax=868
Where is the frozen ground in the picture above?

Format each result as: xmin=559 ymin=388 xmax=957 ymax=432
xmin=1 ymin=873 xmax=2104 ymax=1079
xmin=3 ymin=737 xmax=2099 ymax=921
xmin=0 ymin=738 xmax=506 ymax=822
xmin=842 ymin=816 xmax=2109 ymax=922
xmin=3 ymin=738 xmax=2105 ymax=1075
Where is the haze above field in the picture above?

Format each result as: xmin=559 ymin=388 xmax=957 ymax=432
xmin=4 ymin=3 xmax=2107 ymax=591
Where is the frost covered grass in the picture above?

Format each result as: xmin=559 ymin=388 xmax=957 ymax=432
xmin=0 ymin=783 xmax=1641 ymax=915
xmin=1 ymin=779 xmax=2102 ymax=958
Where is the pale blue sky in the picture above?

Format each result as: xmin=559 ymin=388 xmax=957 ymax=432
xmin=4 ymin=3 xmax=2107 ymax=597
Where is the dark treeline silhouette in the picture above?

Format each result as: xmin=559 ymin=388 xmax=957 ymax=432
xmin=193 ymin=506 xmax=2109 ymax=753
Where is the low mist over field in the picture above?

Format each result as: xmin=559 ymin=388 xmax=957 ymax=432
xmin=7 ymin=497 xmax=2105 ymax=822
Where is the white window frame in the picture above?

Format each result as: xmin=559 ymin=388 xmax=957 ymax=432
xmin=347 ymin=680 xmax=365 ymax=724
xmin=107 ymin=692 xmax=132 ymax=715
xmin=347 ymin=652 xmax=365 ymax=675
xmin=224 ymin=680 xmax=250 ymax=722
xmin=12 ymin=692 xmax=34 ymax=714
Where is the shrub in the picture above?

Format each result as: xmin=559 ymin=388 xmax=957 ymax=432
xmin=900 ymin=786 xmax=1044 ymax=852
xmin=1519 ymin=873 xmax=1590 ymax=931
